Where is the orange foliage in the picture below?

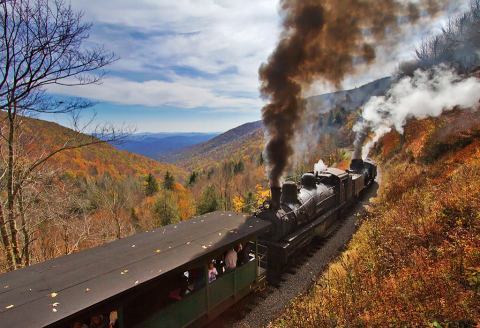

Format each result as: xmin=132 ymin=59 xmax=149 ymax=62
xmin=173 ymin=183 xmax=196 ymax=221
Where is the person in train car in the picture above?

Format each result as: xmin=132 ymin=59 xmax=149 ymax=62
xmin=168 ymin=273 xmax=188 ymax=301
xmin=224 ymin=247 xmax=238 ymax=271
xmin=215 ymin=256 xmax=225 ymax=275
xmin=71 ymin=321 xmax=88 ymax=328
xmin=108 ymin=311 xmax=119 ymax=328
xmin=237 ymin=242 xmax=250 ymax=266
xmin=208 ymin=261 xmax=218 ymax=283
xmin=89 ymin=314 xmax=107 ymax=328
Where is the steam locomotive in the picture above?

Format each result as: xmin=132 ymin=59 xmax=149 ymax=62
xmin=256 ymin=158 xmax=377 ymax=283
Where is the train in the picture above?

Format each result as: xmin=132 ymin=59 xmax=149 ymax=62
xmin=0 ymin=159 xmax=377 ymax=328
xmin=256 ymin=158 xmax=377 ymax=284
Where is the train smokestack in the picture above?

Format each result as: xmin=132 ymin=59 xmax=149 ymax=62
xmin=350 ymin=158 xmax=365 ymax=172
xmin=270 ymin=186 xmax=282 ymax=211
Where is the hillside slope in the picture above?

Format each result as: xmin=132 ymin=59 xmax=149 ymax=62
xmin=273 ymin=109 xmax=480 ymax=327
xmin=173 ymin=121 xmax=264 ymax=170
xmin=19 ymin=116 xmax=186 ymax=180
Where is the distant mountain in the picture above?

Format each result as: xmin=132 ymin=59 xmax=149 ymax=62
xmin=307 ymin=76 xmax=392 ymax=113
xmin=170 ymin=121 xmax=264 ymax=169
xmin=115 ymin=132 xmax=218 ymax=160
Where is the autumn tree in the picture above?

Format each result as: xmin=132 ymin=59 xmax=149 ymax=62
xmin=152 ymin=191 xmax=179 ymax=226
xmin=0 ymin=0 xmax=118 ymax=270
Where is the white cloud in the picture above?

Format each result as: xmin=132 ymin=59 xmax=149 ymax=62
xmin=52 ymin=0 xmax=280 ymax=113
xmin=48 ymin=76 xmax=262 ymax=111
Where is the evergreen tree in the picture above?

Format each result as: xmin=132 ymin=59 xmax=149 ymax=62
xmin=163 ymin=171 xmax=175 ymax=191
xmin=144 ymin=173 xmax=159 ymax=196
xmin=234 ymin=160 xmax=244 ymax=175
xmin=152 ymin=191 xmax=179 ymax=226
xmin=197 ymin=185 xmax=219 ymax=215
xmin=187 ymin=171 xmax=198 ymax=186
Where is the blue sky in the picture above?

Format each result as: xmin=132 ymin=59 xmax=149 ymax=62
xmin=45 ymin=0 xmax=468 ymax=133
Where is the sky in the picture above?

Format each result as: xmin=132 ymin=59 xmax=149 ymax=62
xmin=44 ymin=0 xmax=469 ymax=133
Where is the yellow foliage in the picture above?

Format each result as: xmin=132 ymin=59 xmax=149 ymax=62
xmin=232 ymin=195 xmax=245 ymax=212
xmin=255 ymin=184 xmax=270 ymax=207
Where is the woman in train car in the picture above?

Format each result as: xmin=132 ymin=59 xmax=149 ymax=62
xmin=108 ymin=311 xmax=119 ymax=328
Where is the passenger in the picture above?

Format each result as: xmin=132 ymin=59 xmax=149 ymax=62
xmin=237 ymin=242 xmax=251 ymax=266
xmin=168 ymin=273 xmax=187 ymax=301
xmin=168 ymin=287 xmax=182 ymax=301
xmin=71 ymin=321 xmax=88 ymax=328
xmin=108 ymin=311 xmax=119 ymax=328
xmin=215 ymin=257 xmax=225 ymax=275
xmin=89 ymin=314 xmax=107 ymax=328
xmin=208 ymin=262 xmax=218 ymax=283
xmin=224 ymin=248 xmax=238 ymax=271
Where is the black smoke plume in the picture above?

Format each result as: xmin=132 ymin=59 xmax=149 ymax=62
xmin=259 ymin=0 xmax=453 ymax=187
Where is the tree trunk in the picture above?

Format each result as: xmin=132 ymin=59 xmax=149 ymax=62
xmin=7 ymin=108 xmax=21 ymax=267
xmin=18 ymin=191 xmax=30 ymax=266
xmin=0 ymin=202 xmax=15 ymax=270
xmin=115 ymin=215 xmax=121 ymax=240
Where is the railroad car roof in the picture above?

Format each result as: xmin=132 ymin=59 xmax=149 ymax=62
xmin=322 ymin=167 xmax=349 ymax=179
xmin=0 ymin=211 xmax=270 ymax=328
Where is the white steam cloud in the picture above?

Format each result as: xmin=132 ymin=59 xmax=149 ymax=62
xmin=354 ymin=65 xmax=480 ymax=158
xmin=314 ymin=159 xmax=328 ymax=174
